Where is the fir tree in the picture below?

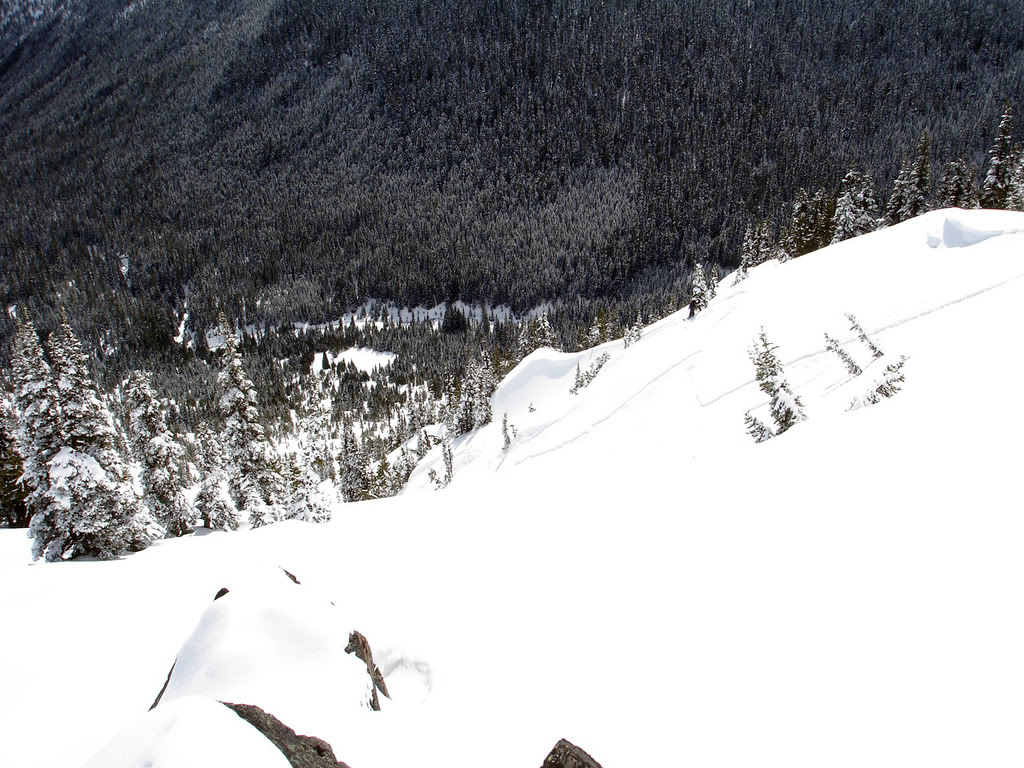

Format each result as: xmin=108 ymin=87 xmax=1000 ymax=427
xmin=849 ymin=356 xmax=908 ymax=410
xmin=0 ymin=397 xmax=29 ymax=528
xmin=747 ymin=328 xmax=806 ymax=440
xmin=832 ymin=169 xmax=880 ymax=243
xmin=885 ymin=133 xmax=931 ymax=226
xmin=623 ymin=312 xmax=643 ymax=348
xmin=743 ymin=411 xmax=773 ymax=444
xmin=824 ymin=333 xmax=862 ymax=376
xmin=33 ymin=311 xmax=154 ymax=560
xmin=285 ymin=451 xmax=332 ymax=523
xmin=125 ymin=371 xmax=193 ymax=537
xmin=689 ymin=263 xmax=710 ymax=317
xmin=534 ymin=313 xmax=558 ymax=350
xmin=571 ymin=363 xmax=584 ymax=395
xmin=10 ymin=317 xmax=61 ymax=540
xmin=193 ymin=423 xmax=240 ymax=530
xmin=939 ymin=159 xmax=978 ymax=209
xmin=846 ymin=314 xmax=884 ymax=359
xmin=502 ymin=412 xmax=512 ymax=450
xmin=982 ymin=104 xmax=1018 ymax=210
xmin=216 ymin=312 xmax=283 ymax=527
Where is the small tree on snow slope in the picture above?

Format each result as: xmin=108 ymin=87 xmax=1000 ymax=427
xmin=744 ymin=328 xmax=806 ymax=443
xmin=846 ymin=314 xmax=884 ymax=359
xmin=824 ymin=333 xmax=862 ymax=377
xmin=849 ymin=356 xmax=909 ymax=410
xmin=125 ymin=370 xmax=193 ymax=537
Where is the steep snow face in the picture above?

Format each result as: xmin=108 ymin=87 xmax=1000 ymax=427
xmin=2 ymin=209 xmax=1024 ymax=768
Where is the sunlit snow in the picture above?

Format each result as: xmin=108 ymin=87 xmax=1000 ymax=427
xmin=1 ymin=209 xmax=1022 ymax=768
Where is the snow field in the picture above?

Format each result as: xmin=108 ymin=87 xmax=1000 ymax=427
xmin=1 ymin=209 xmax=1023 ymax=768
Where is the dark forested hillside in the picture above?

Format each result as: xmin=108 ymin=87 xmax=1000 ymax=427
xmin=2 ymin=0 xmax=1024 ymax=374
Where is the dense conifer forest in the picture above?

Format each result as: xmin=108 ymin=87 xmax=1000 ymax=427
xmin=2 ymin=0 xmax=1024 ymax=519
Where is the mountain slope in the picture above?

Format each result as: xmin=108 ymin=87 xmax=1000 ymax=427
xmin=1 ymin=209 xmax=1023 ymax=768
xmin=2 ymin=0 xmax=1024 ymax=366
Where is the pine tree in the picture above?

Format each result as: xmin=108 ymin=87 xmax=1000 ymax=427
xmin=982 ymin=104 xmax=1018 ymax=210
xmin=939 ymin=159 xmax=978 ymax=209
xmin=824 ymin=333 xmax=862 ymax=376
xmin=689 ymin=263 xmax=710 ymax=317
xmin=0 ymin=397 xmax=29 ymax=528
xmin=502 ymin=412 xmax=513 ymax=450
xmin=831 ymin=169 xmax=880 ymax=243
xmin=623 ymin=312 xmax=643 ymax=348
xmin=846 ymin=314 xmax=884 ymax=359
xmin=885 ymin=133 xmax=931 ymax=226
xmin=32 ymin=311 xmax=154 ymax=560
xmin=125 ymin=371 xmax=193 ymax=537
xmin=193 ymin=423 xmax=240 ymax=530
xmin=285 ymin=451 xmax=332 ymax=523
xmin=571 ymin=363 xmax=584 ymax=394
xmin=743 ymin=411 xmax=773 ymax=443
xmin=10 ymin=316 xmax=62 ymax=537
xmin=783 ymin=189 xmax=819 ymax=259
xmin=216 ymin=312 xmax=283 ymax=527
xmin=849 ymin=356 xmax=909 ymax=410
xmin=747 ymin=328 xmax=806 ymax=440
xmin=534 ymin=313 xmax=558 ymax=350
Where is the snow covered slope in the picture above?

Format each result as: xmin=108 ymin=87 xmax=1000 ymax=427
xmin=2 ymin=209 xmax=1023 ymax=768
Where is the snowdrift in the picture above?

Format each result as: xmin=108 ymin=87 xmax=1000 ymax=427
xmin=2 ymin=209 xmax=1023 ymax=768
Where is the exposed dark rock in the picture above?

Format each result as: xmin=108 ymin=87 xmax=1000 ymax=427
xmin=540 ymin=739 xmax=604 ymax=768
xmin=344 ymin=630 xmax=389 ymax=711
xmin=281 ymin=568 xmax=301 ymax=585
xmin=149 ymin=660 xmax=175 ymax=711
xmin=223 ymin=702 xmax=351 ymax=768
xmin=214 ymin=587 xmax=230 ymax=600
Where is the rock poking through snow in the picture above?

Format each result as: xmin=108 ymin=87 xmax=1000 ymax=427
xmin=540 ymin=739 xmax=604 ymax=768
xmin=223 ymin=702 xmax=352 ymax=768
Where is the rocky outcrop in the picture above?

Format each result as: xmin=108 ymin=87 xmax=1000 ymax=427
xmin=540 ymin=739 xmax=604 ymax=768
xmin=223 ymin=702 xmax=351 ymax=768
xmin=344 ymin=630 xmax=390 ymax=711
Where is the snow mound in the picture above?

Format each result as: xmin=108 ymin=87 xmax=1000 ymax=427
xmin=159 ymin=567 xmax=372 ymax=745
xmin=82 ymin=696 xmax=290 ymax=768
xmin=924 ymin=208 xmax=1024 ymax=248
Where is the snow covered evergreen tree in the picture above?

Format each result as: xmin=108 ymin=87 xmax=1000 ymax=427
xmin=824 ymin=333 xmax=862 ymax=376
xmin=939 ymin=159 xmax=978 ymax=209
xmin=193 ymin=423 xmax=239 ymax=530
xmin=885 ymin=135 xmax=930 ymax=226
xmin=216 ymin=312 xmax=283 ymax=527
xmin=746 ymin=328 xmax=806 ymax=441
xmin=743 ymin=411 xmax=773 ymax=444
xmin=534 ymin=313 xmax=558 ymax=350
xmin=10 ymin=316 xmax=62 ymax=538
xmin=284 ymin=451 xmax=332 ymax=523
xmin=831 ymin=169 xmax=880 ymax=243
xmin=846 ymin=313 xmax=884 ymax=359
xmin=0 ymin=396 xmax=29 ymax=528
xmin=125 ymin=371 xmax=193 ymax=537
xmin=689 ymin=263 xmax=710 ymax=317
xmin=849 ymin=356 xmax=909 ymax=410
xmin=982 ymin=104 xmax=1018 ymax=210
xmin=623 ymin=312 xmax=643 ymax=348
xmin=29 ymin=311 xmax=155 ymax=560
